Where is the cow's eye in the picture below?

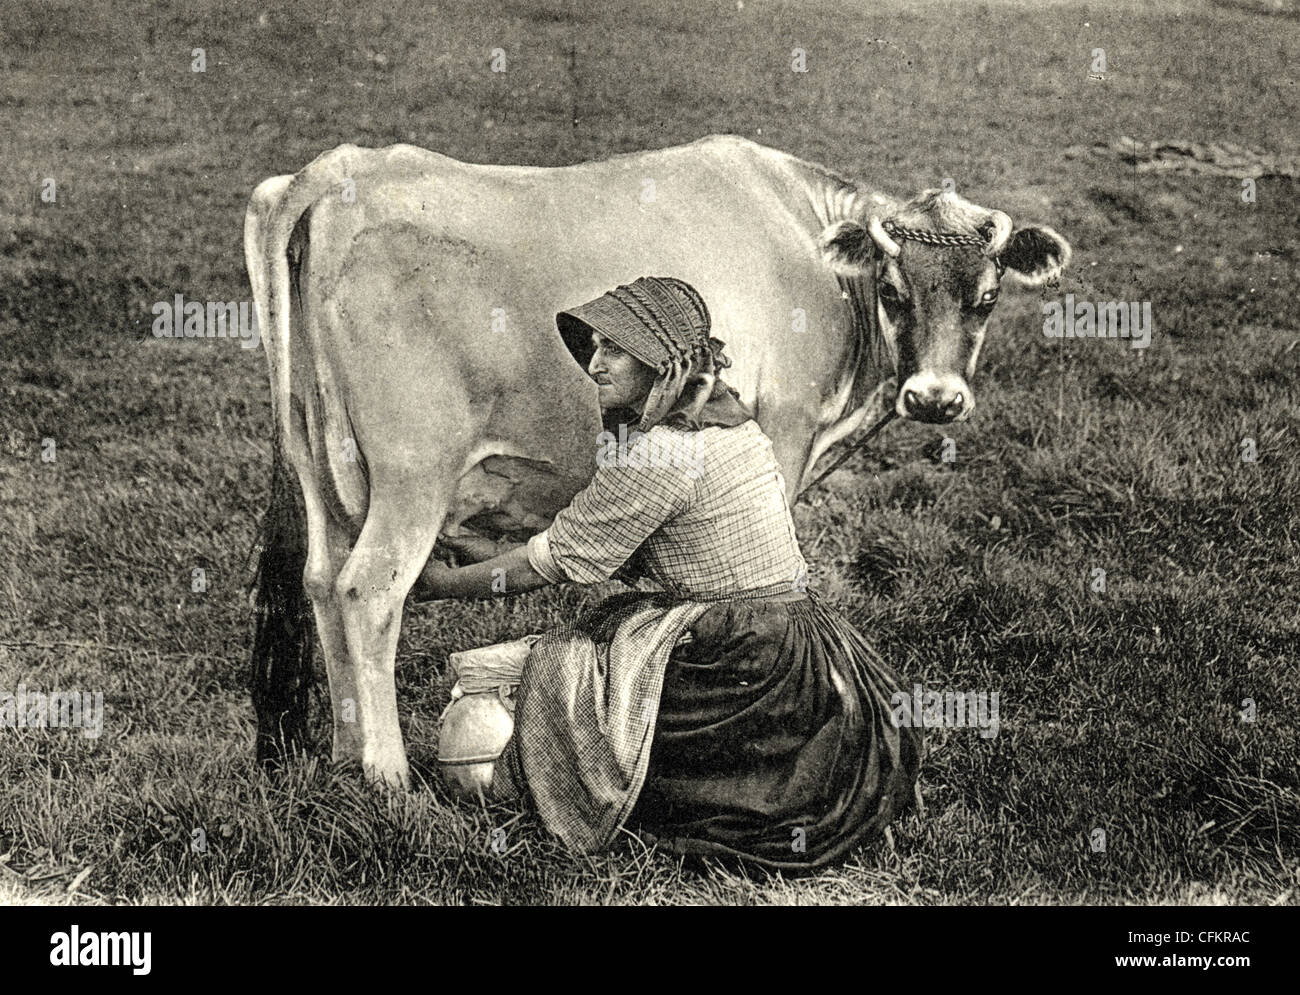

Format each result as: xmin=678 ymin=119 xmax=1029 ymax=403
xmin=878 ymin=282 xmax=906 ymax=306
xmin=977 ymin=290 xmax=999 ymax=307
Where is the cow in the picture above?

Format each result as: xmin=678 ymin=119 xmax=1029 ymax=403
xmin=244 ymin=134 xmax=1070 ymax=788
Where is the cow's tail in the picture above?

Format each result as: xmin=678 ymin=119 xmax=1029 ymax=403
xmin=243 ymin=152 xmax=360 ymax=768
xmin=256 ymin=145 xmax=362 ymax=461
xmin=247 ymin=434 xmax=315 ymax=766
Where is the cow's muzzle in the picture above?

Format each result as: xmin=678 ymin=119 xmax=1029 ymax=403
xmin=897 ymin=372 xmax=974 ymax=424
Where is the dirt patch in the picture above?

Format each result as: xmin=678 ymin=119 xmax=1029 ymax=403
xmin=1067 ymin=136 xmax=1300 ymax=180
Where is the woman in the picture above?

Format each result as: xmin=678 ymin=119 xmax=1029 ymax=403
xmin=421 ymin=276 xmax=921 ymax=871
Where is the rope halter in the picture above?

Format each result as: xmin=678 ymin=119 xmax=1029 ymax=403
xmin=881 ymin=219 xmax=1008 ymax=278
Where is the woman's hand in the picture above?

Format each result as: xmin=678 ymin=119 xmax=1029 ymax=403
xmin=439 ymin=534 xmax=509 ymax=565
xmin=412 ymin=534 xmax=513 ymax=598
xmin=411 ymin=543 xmax=553 ymax=602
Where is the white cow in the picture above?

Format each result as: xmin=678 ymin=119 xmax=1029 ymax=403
xmin=244 ymin=135 xmax=1070 ymax=786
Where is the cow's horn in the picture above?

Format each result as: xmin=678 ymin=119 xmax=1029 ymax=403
xmin=868 ymin=216 xmax=901 ymax=258
xmin=984 ymin=211 xmax=1013 ymax=258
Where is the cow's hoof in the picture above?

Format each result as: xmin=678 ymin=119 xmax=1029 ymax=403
xmin=362 ymin=755 xmax=411 ymax=790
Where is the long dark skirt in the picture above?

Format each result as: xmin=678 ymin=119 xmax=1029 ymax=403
xmin=585 ymin=592 xmax=922 ymax=872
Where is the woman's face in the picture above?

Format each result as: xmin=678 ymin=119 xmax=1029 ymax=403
xmin=588 ymin=333 xmax=657 ymax=412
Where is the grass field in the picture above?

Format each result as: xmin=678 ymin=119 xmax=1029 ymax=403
xmin=1 ymin=0 xmax=1297 ymax=904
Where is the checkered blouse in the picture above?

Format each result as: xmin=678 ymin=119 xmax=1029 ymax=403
xmin=527 ymin=420 xmax=808 ymax=599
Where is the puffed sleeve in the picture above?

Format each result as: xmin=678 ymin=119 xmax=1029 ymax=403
xmin=527 ymin=428 xmax=698 ymax=584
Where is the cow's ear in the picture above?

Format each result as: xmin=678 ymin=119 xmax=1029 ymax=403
xmin=1000 ymin=226 xmax=1072 ymax=287
xmin=819 ymin=220 xmax=876 ymax=276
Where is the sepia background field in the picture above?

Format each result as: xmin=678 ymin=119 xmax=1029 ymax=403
xmin=1 ymin=0 xmax=1297 ymax=905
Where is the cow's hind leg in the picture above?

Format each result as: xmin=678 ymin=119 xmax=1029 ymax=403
xmin=299 ymin=477 xmax=364 ymax=765
xmin=257 ymin=392 xmax=364 ymax=764
xmin=333 ymin=481 xmax=450 ymax=788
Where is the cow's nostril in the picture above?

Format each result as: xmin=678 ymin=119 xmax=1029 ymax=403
xmin=904 ymin=389 xmax=921 ymax=412
xmin=935 ymin=392 xmax=964 ymax=419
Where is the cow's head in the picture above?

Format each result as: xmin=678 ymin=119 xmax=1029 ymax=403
xmin=820 ymin=189 xmax=1071 ymax=423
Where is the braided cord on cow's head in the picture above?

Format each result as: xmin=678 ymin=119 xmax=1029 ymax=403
xmin=882 ymin=218 xmax=1008 ymax=278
